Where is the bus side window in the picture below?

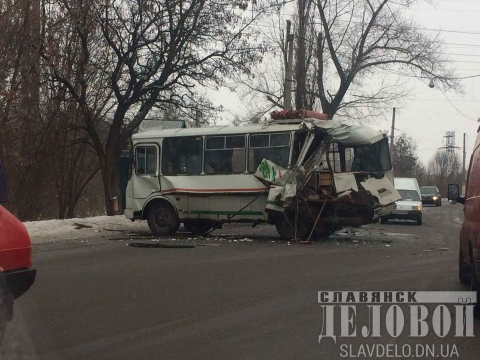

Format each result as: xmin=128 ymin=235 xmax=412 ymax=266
xmin=204 ymin=135 xmax=245 ymax=174
xmin=136 ymin=147 xmax=157 ymax=175
xmin=136 ymin=148 xmax=146 ymax=174
xmin=162 ymin=137 xmax=202 ymax=175
xmin=248 ymin=133 xmax=290 ymax=172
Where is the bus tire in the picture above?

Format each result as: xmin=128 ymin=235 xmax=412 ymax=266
xmin=184 ymin=219 xmax=213 ymax=235
xmin=147 ymin=201 xmax=180 ymax=236
xmin=275 ymin=211 xmax=312 ymax=240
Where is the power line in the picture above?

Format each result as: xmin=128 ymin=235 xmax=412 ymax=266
xmin=446 ymin=53 xmax=480 ymax=57
xmin=436 ymin=86 xmax=477 ymax=122
xmin=445 ymin=42 xmax=480 ymax=48
xmin=407 ymin=8 xmax=480 ymax=12
xmin=420 ymin=28 xmax=480 ymax=35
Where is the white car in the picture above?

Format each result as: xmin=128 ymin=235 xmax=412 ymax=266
xmin=380 ymin=177 xmax=423 ymax=225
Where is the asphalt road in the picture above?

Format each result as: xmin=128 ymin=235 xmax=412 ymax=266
xmin=3 ymin=200 xmax=480 ymax=360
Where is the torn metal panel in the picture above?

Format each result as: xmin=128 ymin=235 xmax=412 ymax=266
xmin=294 ymin=132 xmax=315 ymax=167
xmin=360 ymin=177 xmax=401 ymax=206
xmin=299 ymin=142 xmax=329 ymax=180
xmin=333 ymin=173 xmax=359 ymax=193
xmin=265 ymin=186 xmax=284 ymax=211
xmin=254 ymin=159 xmax=291 ymax=187
xmin=301 ymin=120 xmax=385 ymax=146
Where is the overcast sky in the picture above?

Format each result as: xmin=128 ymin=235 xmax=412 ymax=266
xmin=209 ymin=0 xmax=480 ymax=168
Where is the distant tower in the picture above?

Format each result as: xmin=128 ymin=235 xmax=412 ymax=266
xmin=442 ymin=131 xmax=458 ymax=154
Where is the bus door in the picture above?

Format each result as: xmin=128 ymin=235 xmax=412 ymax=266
xmin=133 ymin=144 xmax=161 ymax=198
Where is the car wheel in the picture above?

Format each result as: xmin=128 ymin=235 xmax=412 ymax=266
xmin=147 ymin=201 xmax=180 ymax=236
xmin=470 ymin=253 xmax=480 ymax=317
xmin=459 ymin=248 xmax=471 ymax=284
xmin=275 ymin=210 xmax=312 ymax=240
xmin=416 ymin=215 xmax=422 ymax=225
xmin=438 ymin=200 xmax=442 ymax=206
xmin=184 ymin=219 xmax=213 ymax=235
xmin=380 ymin=216 xmax=388 ymax=224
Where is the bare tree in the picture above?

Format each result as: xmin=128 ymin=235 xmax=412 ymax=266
xmin=235 ymin=0 xmax=459 ymax=120
xmin=391 ymin=133 xmax=421 ymax=178
xmin=40 ymin=0 xmax=112 ymax=218
xmin=41 ymin=0 xmax=281 ymax=215
xmin=0 ymin=0 xmax=59 ymax=220
xmin=427 ymin=150 xmax=462 ymax=195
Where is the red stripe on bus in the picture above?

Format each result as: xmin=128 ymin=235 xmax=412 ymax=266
xmin=162 ymin=187 xmax=267 ymax=193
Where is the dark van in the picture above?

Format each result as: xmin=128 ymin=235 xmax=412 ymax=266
xmin=448 ymin=131 xmax=480 ymax=315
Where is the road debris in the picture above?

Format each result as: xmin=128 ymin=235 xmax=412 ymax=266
xmin=73 ymin=222 xmax=93 ymax=229
xmin=383 ymin=233 xmax=411 ymax=237
xmin=438 ymin=247 xmax=450 ymax=251
xmin=128 ymin=242 xmax=195 ymax=249
xmin=382 ymin=239 xmax=393 ymax=243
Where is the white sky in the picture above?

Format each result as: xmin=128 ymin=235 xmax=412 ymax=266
xmin=210 ymin=0 xmax=480 ymax=168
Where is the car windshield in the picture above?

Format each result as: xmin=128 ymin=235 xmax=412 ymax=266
xmin=397 ymin=189 xmax=421 ymax=201
xmin=420 ymin=186 xmax=437 ymax=195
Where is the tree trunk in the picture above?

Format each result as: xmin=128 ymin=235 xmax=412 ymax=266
xmin=100 ymin=152 xmax=124 ymax=216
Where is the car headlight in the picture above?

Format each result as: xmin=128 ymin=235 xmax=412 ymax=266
xmin=432 ymin=196 xmax=438 ymax=200
xmin=416 ymin=205 xmax=422 ymax=211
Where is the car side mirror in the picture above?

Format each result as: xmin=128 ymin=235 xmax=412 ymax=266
xmin=448 ymin=183 xmax=464 ymax=205
xmin=0 ymin=164 xmax=7 ymax=204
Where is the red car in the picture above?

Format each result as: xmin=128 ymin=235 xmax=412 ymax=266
xmin=448 ymin=129 xmax=480 ymax=315
xmin=0 ymin=166 xmax=36 ymax=341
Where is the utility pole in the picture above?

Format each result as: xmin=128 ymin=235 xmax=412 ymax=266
xmin=389 ymin=107 xmax=396 ymax=155
xmin=463 ymin=133 xmax=467 ymax=194
xmin=463 ymin=133 xmax=466 ymax=177
xmin=284 ymin=20 xmax=294 ymax=111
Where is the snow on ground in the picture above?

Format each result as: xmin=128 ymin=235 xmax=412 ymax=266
xmin=23 ymin=216 xmax=150 ymax=244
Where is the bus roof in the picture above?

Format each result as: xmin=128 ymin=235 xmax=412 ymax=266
xmin=132 ymin=122 xmax=303 ymax=140
xmin=132 ymin=118 xmax=387 ymax=146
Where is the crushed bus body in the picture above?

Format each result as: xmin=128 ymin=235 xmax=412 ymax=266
xmin=253 ymin=115 xmax=401 ymax=240
xmin=124 ymin=110 xmax=400 ymax=240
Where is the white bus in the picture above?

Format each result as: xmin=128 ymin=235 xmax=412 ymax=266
xmin=124 ymin=111 xmax=400 ymax=240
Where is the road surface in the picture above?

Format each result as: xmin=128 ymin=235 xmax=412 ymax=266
xmin=2 ymin=200 xmax=480 ymax=359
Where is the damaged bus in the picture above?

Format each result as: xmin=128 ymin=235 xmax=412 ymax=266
xmin=124 ymin=110 xmax=401 ymax=240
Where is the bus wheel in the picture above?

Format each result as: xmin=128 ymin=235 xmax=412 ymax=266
xmin=275 ymin=211 xmax=312 ymax=240
xmin=184 ymin=220 xmax=213 ymax=235
xmin=147 ymin=202 xmax=180 ymax=236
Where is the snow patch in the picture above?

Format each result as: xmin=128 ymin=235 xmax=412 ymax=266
xmin=23 ymin=216 xmax=149 ymax=244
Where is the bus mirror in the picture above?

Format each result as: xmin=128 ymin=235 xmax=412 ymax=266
xmin=0 ymin=164 xmax=7 ymax=203
xmin=448 ymin=183 xmax=464 ymax=205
